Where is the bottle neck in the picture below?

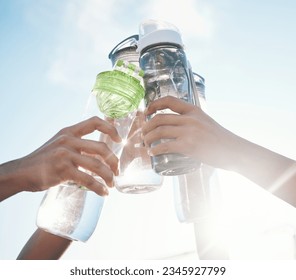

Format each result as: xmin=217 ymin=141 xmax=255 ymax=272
xmin=109 ymin=47 xmax=139 ymax=67
xmin=140 ymin=42 xmax=183 ymax=56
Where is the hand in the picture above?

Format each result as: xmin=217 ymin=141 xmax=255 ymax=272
xmin=0 ymin=116 xmax=121 ymax=200
xmin=142 ymin=96 xmax=236 ymax=169
xmin=142 ymin=96 xmax=296 ymax=207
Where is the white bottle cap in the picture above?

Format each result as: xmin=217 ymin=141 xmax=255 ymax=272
xmin=137 ymin=19 xmax=183 ymax=53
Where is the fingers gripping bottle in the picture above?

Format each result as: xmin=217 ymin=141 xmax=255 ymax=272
xmin=92 ymin=59 xmax=146 ymax=170
xmin=36 ymin=61 xmax=145 ymax=242
xmin=137 ymin=19 xmax=200 ymax=176
xmin=108 ymin=35 xmax=163 ymax=194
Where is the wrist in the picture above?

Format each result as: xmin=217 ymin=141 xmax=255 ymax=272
xmin=0 ymin=158 xmax=30 ymax=201
xmin=212 ymin=127 xmax=243 ymax=172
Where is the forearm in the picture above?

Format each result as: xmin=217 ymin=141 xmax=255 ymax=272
xmin=17 ymin=229 xmax=72 ymax=260
xmin=0 ymin=159 xmax=29 ymax=201
xmin=226 ymin=133 xmax=296 ymax=206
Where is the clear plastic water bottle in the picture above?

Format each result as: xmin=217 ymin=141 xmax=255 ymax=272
xmin=36 ymin=61 xmax=145 ymax=241
xmin=173 ymin=72 xmax=210 ymax=223
xmin=108 ymin=35 xmax=163 ymax=194
xmin=36 ymin=181 xmax=105 ymax=242
xmin=172 ymin=72 xmax=228 ymax=259
xmin=173 ymin=72 xmax=222 ymax=223
xmin=137 ymin=19 xmax=200 ymax=176
xmin=36 ymin=89 xmax=107 ymax=241
xmin=192 ymin=72 xmax=206 ymax=110
xmin=173 ymin=170 xmax=210 ymax=223
xmin=108 ymin=34 xmax=139 ymax=66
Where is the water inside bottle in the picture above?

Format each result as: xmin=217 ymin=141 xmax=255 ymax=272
xmin=142 ymin=47 xmax=199 ymax=175
xmin=115 ymin=157 xmax=163 ymax=193
xmin=36 ymin=182 xmax=104 ymax=242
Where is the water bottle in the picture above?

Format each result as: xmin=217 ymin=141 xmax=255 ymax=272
xmin=173 ymin=170 xmax=210 ymax=223
xmin=94 ymin=57 xmax=163 ymax=194
xmin=36 ymin=181 xmax=105 ymax=242
xmin=173 ymin=72 xmax=221 ymax=222
xmin=137 ymin=19 xmax=200 ymax=176
xmin=192 ymin=72 xmax=206 ymax=110
xmin=172 ymin=72 xmax=228 ymax=259
xmin=93 ymin=59 xmax=144 ymax=119
xmin=172 ymin=71 xmax=209 ymax=223
xmin=107 ymin=35 xmax=163 ymax=194
xmin=36 ymin=97 xmax=110 ymax=242
xmin=36 ymin=60 xmax=145 ymax=241
xmin=108 ymin=34 xmax=139 ymax=66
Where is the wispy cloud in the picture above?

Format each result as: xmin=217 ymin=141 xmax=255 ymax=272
xmin=45 ymin=0 xmax=214 ymax=89
xmin=139 ymin=0 xmax=214 ymax=40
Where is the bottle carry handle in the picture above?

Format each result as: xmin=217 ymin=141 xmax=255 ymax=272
xmin=187 ymin=61 xmax=201 ymax=107
xmin=108 ymin=34 xmax=139 ymax=60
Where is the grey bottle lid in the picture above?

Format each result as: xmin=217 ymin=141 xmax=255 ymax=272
xmin=137 ymin=19 xmax=183 ymax=53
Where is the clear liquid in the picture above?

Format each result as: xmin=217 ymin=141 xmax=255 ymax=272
xmin=173 ymin=170 xmax=210 ymax=223
xmin=115 ymin=157 xmax=163 ymax=194
xmin=36 ymin=182 xmax=104 ymax=242
xmin=152 ymin=153 xmax=198 ymax=176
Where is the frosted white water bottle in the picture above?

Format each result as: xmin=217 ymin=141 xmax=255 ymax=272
xmin=108 ymin=35 xmax=163 ymax=194
xmin=137 ymin=19 xmax=200 ymax=176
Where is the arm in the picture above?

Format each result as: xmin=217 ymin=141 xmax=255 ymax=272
xmin=0 ymin=116 xmax=121 ymax=202
xmin=17 ymin=229 xmax=72 ymax=260
xmin=142 ymin=96 xmax=296 ymax=206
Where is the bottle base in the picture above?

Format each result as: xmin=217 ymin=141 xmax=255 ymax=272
xmin=152 ymin=153 xmax=200 ymax=176
xmin=36 ymin=183 xmax=104 ymax=242
xmin=114 ymin=164 xmax=163 ymax=194
xmin=116 ymin=184 xmax=161 ymax=194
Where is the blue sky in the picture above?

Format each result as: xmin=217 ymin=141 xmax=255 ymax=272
xmin=1 ymin=0 xmax=296 ymax=260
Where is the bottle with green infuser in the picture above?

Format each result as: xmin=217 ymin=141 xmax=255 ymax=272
xmin=36 ymin=60 xmax=145 ymax=242
xmin=107 ymin=36 xmax=164 ymax=194
xmin=93 ymin=59 xmax=145 ymax=120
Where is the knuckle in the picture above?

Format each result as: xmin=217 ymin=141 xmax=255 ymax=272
xmin=98 ymin=167 xmax=113 ymax=184
xmin=89 ymin=116 xmax=101 ymax=123
xmin=189 ymin=105 xmax=199 ymax=115
xmin=154 ymin=126 xmax=164 ymax=136
xmin=98 ymin=141 xmax=110 ymax=152
xmin=161 ymin=95 xmax=174 ymax=102
xmin=53 ymin=146 xmax=71 ymax=159
xmin=151 ymin=113 xmax=163 ymax=123
xmin=160 ymin=143 xmax=171 ymax=154
xmin=58 ymin=126 xmax=71 ymax=136
xmin=51 ymin=148 xmax=73 ymax=176
xmin=55 ymin=134 xmax=71 ymax=146
xmin=84 ymin=176 xmax=97 ymax=187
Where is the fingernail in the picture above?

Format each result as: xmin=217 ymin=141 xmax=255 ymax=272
xmin=103 ymin=186 xmax=109 ymax=195
xmin=147 ymin=148 xmax=153 ymax=156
